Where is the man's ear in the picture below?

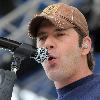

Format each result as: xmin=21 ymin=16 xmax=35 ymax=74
xmin=81 ymin=36 xmax=92 ymax=55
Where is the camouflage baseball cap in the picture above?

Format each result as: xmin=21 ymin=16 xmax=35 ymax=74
xmin=28 ymin=3 xmax=89 ymax=37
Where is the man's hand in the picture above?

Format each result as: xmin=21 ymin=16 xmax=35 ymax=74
xmin=0 ymin=69 xmax=17 ymax=100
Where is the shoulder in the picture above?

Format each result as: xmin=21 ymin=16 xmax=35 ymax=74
xmin=86 ymin=73 xmax=100 ymax=93
xmin=85 ymin=73 xmax=100 ymax=87
xmin=92 ymin=73 xmax=100 ymax=86
xmin=92 ymin=73 xmax=100 ymax=82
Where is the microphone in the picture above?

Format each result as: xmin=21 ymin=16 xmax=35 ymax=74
xmin=0 ymin=37 xmax=48 ymax=63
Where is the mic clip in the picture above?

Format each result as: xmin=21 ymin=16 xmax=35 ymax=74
xmin=11 ymin=43 xmax=35 ymax=73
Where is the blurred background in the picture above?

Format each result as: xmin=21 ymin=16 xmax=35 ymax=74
xmin=0 ymin=0 xmax=100 ymax=100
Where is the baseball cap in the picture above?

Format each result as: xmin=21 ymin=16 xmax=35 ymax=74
xmin=28 ymin=3 xmax=89 ymax=37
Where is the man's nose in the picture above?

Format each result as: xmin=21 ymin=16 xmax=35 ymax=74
xmin=44 ymin=37 xmax=55 ymax=50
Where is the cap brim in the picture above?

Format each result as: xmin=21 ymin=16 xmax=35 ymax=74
xmin=29 ymin=15 xmax=74 ymax=37
xmin=29 ymin=15 xmax=55 ymax=37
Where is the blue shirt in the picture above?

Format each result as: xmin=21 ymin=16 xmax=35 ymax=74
xmin=56 ymin=74 xmax=100 ymax=100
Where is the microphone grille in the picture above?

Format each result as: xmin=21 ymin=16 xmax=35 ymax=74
xmin=33 ymin=48 xmax=48 ymax=63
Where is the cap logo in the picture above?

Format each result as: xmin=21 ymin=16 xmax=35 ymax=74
xmin=43 ymin=4 xmax=60 ymax=15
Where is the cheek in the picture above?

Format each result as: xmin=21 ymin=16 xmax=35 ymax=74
xmin=37 ymin=40 xmax=46 ymax=48
xmin=59 ymin=40 xmax=81 ymax=62
xmin=41 ymin=60 xmax=47 ymax=68
xmin=37 ymin=40 xmax=42 ymax=48
xmin=60 ymin=35 xmax=79 ymax=50
xmin=59 ymin=40 xmax=79 ymax=55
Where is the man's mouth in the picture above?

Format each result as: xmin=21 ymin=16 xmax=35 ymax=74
xmin=48 ymin=55 xmax=56 ymax=61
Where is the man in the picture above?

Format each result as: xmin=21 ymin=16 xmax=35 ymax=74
xmin=28 ymin=3 xmax=100 ymax=100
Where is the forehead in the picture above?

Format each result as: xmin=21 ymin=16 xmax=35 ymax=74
xmin=37 ymin=25 xmax=68 ymax=37
xmin=37 ymin=26 xmax=54 ymax=37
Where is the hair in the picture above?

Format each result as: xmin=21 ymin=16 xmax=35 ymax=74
xmin=74 ymin=27 xmax=95 ymax=71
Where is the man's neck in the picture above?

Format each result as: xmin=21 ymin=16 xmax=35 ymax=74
xmin=54 ymin=69 xmax=92 ymax=89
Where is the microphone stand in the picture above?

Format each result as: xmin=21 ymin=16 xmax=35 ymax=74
xmin=11 ymin=43 xmax=36 ymax=73
xmin=0 ymin=37 xmax=48 ymax=100
xmin=0 ymin=37 xmax=37 ymax=100
xmin=0 ymin=37 xmax=36 ymax=72
xmin=0 ymin=37 xmax=48 ymax=71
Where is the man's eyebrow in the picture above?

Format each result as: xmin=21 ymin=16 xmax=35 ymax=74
xmin=37 ymin=31 xmax=47 ymax=37
xmin=54 ymin=28 xmax=66 ymax=32
xmin=36 ymin=28 xmax=66 ymax=37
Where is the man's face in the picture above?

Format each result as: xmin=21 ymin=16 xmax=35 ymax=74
xmin=37 ymin=25 xmax=82 ymax=81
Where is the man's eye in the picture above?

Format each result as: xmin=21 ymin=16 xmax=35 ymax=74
xmin=38 ymin=36 xmax=46 ymax=41
xmin=57 ymin=33 xmax=65 ymax=36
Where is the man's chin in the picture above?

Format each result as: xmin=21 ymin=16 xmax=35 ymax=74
xmin=46 ymin=72 xmax=61 ymax=81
